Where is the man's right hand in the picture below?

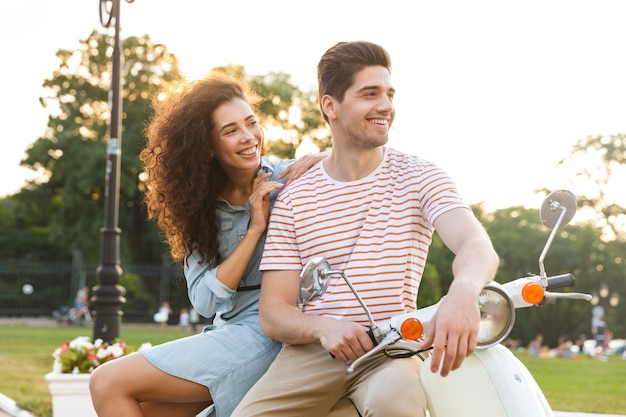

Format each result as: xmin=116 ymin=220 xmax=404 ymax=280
xmin=317 ymin=317 xmax=375 ymax=362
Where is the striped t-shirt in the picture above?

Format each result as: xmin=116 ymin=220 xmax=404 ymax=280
xmin=260 ymin=147 xmax=469 ymax=326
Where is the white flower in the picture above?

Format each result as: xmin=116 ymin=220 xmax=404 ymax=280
xmin=107 ymin=343 xmax=125 ymax=358
xmin=51 ymin=336 xmax=147 ymax=374
xmin=69 ymin=336 xmax=93 ymax=351
xmin=139 ymin=343 xmax=153 ymax=351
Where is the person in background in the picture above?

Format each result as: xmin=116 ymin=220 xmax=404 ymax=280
xmin=179 ymin=308 xmax=190 ymax=331
xmin=593 ymin=315 xmax=608 ymax=358
xmin=73 ymin=285 xmax=90 ymax=321
xmin=154 ymin=301 xmax=172 ymax=331
xmin=189 ymin=306 xmax=201 ymax=332
xmin=573 ymin=334 xmax=587 ymax=355
xmin=232 ymin=40 xmax=499 ymax=417
xmin=553 ymin=334 xmax=575 ymax=358
xmin=528 ymin=333 xmax=545 ymax=356
xmin=89 ymin=72 xmax=326 ymax=417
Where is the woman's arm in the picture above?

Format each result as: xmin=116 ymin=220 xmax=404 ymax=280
xmin=186 ymin=174 xmax=283 ymax=317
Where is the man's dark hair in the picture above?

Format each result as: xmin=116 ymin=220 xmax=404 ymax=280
xmin=317 ymin=41 xmax=392 ymax=122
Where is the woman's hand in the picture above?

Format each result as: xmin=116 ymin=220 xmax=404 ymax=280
xmin=279 ymin=152 xmax=329 ymax=184
xmin=247 ymin=172 xmax=283 ymax=236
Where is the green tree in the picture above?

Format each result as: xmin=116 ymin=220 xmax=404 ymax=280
xmin=485 ymin=202 xmax=626 ymax=346
xmin=558 ymin=133 xmax=626 ymax=242
xmin=15 ymin=31 xmax=180 ymax=263
xmin=8 ymin=31 xmax=330 ymax=265
xmin=0 ymin=194 xmax=64 ymax=260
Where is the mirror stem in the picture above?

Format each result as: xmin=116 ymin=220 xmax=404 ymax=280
xmin=538 ymin=203 xmax=567 ymax=286
xmin=328 ymin=270 xmax=378 ymax=331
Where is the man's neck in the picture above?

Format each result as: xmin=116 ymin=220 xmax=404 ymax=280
xmin=324 ymin=147 xmax=385 ymax=182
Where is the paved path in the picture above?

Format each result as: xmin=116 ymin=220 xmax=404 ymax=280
xmin=3 ymin=392 xmax=623 ymax=417
xmin=556 ymin=414 xmax=625 ymax=417
xmin=0 ymin=393 xmax=36 ymax=417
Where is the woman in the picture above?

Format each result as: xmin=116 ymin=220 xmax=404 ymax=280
xmin=89 ymin=72 xmax=325 ymax=417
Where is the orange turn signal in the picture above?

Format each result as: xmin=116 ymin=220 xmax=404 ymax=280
xmin=400 ymin=318 xmax=424 ymax=341
xmin=521 ymin=282 xmax=545 ymax=304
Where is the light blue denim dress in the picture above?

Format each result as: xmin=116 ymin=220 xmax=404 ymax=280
xmin=141 ymin=157 xmax=290 ymax=417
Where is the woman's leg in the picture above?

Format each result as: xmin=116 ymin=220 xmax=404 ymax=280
xmin=89 ymin=351 xmax=212 ymax=417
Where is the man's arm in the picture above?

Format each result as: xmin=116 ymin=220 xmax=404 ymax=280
xmin=420 ymin=207 xmax=499 ymax=377
xmin=258 ymin=270 xmax=375 ymax=362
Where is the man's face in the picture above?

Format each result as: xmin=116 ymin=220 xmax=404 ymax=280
xmin=332 ymin=66 xmax=395 ymax=149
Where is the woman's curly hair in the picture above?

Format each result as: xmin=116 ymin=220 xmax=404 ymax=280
xmin=140 ymin=72 xmax=260 ymax=266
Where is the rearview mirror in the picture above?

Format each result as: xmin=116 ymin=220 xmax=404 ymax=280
xmin=298 ymin=257 xmax=331 ymax=304
xmin=540 ymin=189 xmax=576 ymax=230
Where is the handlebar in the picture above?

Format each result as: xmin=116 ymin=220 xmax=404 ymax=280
xmin=546 ymin=273 xmax=576 ymax=290
xmin=505 ymin=273 xmax=591 ymax=307
xmin=542 ymin=273 xmax=592 ymax=303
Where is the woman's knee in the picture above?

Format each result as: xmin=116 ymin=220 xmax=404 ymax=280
xmin=89 ymin=361 xmax=118 ymax=399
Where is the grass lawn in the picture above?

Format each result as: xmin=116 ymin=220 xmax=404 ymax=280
xmin=0 ymin=320 xmax=189 ymax=417
xmin=518 ymin=350 xmax=626 ymax=414
xmin=1 ymin=321 xmax=625 ymax=416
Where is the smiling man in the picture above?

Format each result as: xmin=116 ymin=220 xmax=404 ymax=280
xmin=231 ymin=40 xmax=499 ymax=417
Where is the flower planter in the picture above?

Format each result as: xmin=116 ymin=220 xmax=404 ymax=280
xmin=45 ymin=372 xmax=96 ymax=417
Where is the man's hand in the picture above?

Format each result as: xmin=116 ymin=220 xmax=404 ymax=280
xmin=317 ymin=317 xmax=375 ymax=362
xmin=419 ymin=282 xmax=480 ymax=377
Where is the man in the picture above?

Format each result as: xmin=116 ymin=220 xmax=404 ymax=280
xmin=232 ymin=40 xmax=499 ymax=417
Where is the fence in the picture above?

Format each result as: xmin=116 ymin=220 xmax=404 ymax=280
xmin=0 ymin=255 xmax=192 ymax=323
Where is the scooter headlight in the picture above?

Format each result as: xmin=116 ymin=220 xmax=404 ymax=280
xmin=476 ymin=282 xmax=515 ymax=349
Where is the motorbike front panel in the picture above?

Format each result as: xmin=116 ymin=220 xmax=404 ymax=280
xmin=421 ymin=344 xmax=554 ymax=417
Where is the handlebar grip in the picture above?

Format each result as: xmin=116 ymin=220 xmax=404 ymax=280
xmin=366 ymin=328 xmax=379 ymax=346
xmin=546 ymin=273 xmax=575 ymax=290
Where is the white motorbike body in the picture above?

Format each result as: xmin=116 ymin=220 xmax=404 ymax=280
xmin=324 ymin=343 xmax=553 ymax=417
xmin=421 ymin=344 xmax=553 ymax=417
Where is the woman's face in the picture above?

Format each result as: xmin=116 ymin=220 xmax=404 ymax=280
xmin=211 ymin=98 xmax=263 ymax=175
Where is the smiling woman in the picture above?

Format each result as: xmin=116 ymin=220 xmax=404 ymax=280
xmin=82 ymin=71 xmax=328 ymax=417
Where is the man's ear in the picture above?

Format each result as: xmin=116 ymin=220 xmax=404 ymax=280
xmin=320 ymin=95 xmax=337 ymax=120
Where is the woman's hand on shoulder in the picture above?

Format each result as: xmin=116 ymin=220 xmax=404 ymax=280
xmin=279 ymin=152 xmax=329 ymax=184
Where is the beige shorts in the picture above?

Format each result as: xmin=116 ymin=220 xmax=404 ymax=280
xmin=231 ymin=342 xmax=427 ymax=417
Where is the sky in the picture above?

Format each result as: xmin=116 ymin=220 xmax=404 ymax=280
xmin=1 ymin=0 xmax=625 ymax=211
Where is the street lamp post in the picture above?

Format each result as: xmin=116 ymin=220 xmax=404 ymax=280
xmin=92 ymin=0 xmax=133 ymax=342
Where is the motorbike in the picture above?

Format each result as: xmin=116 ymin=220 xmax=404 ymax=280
xmin=198 ymin=189 xmax=590 ymax=417
xmin=295 ymin=189 xmax=592 ymax=417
